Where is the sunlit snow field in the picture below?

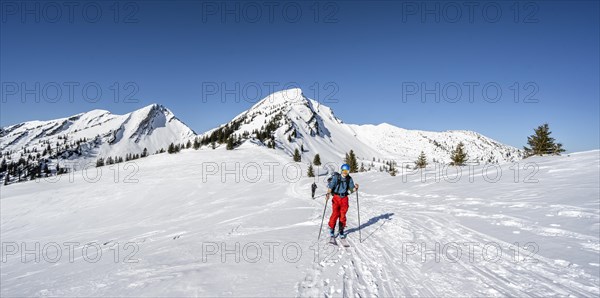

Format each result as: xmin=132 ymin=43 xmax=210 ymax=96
xmin=1 ymin=145 xmax=598 ymax=297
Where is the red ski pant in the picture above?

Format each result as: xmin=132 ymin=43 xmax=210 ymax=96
xmin=328 ymin=195 xmax=349 ymax=230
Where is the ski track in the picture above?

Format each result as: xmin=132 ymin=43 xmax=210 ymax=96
xmin=295 ymin=182 xmax=599 ymax=297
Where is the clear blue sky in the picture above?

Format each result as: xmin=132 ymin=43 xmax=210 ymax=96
xmin=1 ymin=1 xmax=598 ymax=152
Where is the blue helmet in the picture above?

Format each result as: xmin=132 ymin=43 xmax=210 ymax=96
xmin=341 ymin=163 xmax=350 ymax=171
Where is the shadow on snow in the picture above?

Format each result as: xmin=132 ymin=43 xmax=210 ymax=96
xmin=346 ymin=212 xmax=394 ymax=242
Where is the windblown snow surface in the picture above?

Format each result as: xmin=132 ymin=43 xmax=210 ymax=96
xmin=1 ymin=145 xmax=598 ymax=297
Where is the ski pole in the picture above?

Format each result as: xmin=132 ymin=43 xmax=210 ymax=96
xmin=318 ymin=196 xmax=329 ymax=240
xmin=356 ymin=190 xmax=361 ymax=243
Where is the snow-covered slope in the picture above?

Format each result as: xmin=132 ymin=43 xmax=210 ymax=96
xmin=1 ymin=146 xmax=598 ymax=296
xmin=201 ymin=88 xmax=523 ymax=171
xmin=350 ymin=123 xmax=522 ymax=163
xmin=0 ymin=104 xmax=195 ymax=167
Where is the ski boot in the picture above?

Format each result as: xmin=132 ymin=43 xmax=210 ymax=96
xmin=339 ymin=228 xmax=346 ymax=239
xmin=329 ymin=228 xmax=335 ymax=238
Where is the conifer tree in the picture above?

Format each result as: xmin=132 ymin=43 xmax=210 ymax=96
xmin=307 ymin=164 xmax=315 ymax=177
xmin=313 ymin=154 xmax=321 ymax=166
xmin=523 ymin=123 xmax=565 ymax=157
xmin=415 ymin=151 xmax=428 ymax=169
xmin=389 ymin=161 xmax=397 ymax=176
xmin=344 ymin=150 xmax=358 ymax=173
xmin=226 ymin=136 xmax=235 ymax=150
xmin=450 ymin=142 xmax=468 ymax=166
xmin=293 ymin=148 xmax=301 ymax=162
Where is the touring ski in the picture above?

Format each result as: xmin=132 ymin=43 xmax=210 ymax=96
xmin=328 ymin=236 xmax=337 ymax=245
xmin=338 ymin=237 xmax=350 ymax=248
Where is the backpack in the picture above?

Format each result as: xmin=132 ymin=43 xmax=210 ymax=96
xmin=330 ymin=172 xmax=351 ymax=195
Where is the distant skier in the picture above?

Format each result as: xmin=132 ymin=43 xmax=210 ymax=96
xmin=311 ymin=182 xmax=317 ymax=199
xmin=326 ymin=163 xmax=359 ymax=239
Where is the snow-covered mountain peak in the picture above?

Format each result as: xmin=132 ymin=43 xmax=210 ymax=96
xmin=250 ymin=88 xmax=306 ymax=111
xmin=80 ymin=109 xmax=111 ymax=118
xmin=138 ymin=102 xmax=170 ymax=113
xmin=1 ymin=104 xmax=195 ymax=170
xmin=128 ymin=103 xmax=178 ymax=125
xmin=203 ymin=88 xmax=523 ymax=166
